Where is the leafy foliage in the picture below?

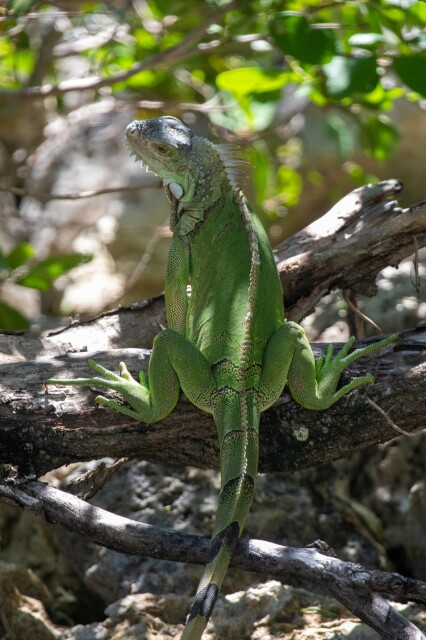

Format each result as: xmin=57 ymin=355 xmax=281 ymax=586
xmin=2 ymin=1 xmax=425 ymax=175
xmin=270 ymin=11 xmax=336 ymax=64
xmin=1 ymin=0 xmax=425 ymax=326
xmin=0 ymin=245 xmax=92 ymax=330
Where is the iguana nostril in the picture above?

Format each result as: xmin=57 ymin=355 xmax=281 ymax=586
xmin=126 ymin=121 xmax=139 ymax=138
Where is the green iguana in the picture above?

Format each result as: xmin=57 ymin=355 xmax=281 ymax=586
xmin=48 ymin=116 xmax=398 ymax=640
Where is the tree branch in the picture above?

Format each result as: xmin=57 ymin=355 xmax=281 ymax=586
xmin=0 ymin=181 xmax=425 ymax=476
xmin=1 ymin=327 xmax=424 ymax=476
xmin=277 ymin=180 xmax=426 ymax=320
xmin=1 ymin=479 xmax=424 ymax=639
xmin=0 ymin=182 xmax=163 ymax=201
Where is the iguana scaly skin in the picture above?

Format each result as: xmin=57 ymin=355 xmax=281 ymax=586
xmin=48 ymin=117 xmax=398 ymax=640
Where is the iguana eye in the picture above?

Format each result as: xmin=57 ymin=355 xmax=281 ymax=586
xmin=156 ymin=144 xmax=169 ymax=154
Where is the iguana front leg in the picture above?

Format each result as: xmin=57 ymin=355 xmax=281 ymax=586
xmin=259 ymin=321 xmax=399 ymax=411
xmin=47 ymin=329 xmax=217 ymax=422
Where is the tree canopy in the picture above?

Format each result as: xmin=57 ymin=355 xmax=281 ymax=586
xmin=1 ymin=0 xmax=425 ymax=329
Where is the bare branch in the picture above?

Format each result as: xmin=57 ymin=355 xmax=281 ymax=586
xmin=0 ymin=182 xmax=162 ymax=201
xmin=0 ymin=328 xmax=423 ymax=476
xmin=133 ymin=95 xmax=226 ymax=113
xmin=1 ymin=479 xmax=424 ymax=639
xmin=365 ymin=397 xmax=415 ymax=437
xmin=277 ymin=181 xmax=426 ymax=319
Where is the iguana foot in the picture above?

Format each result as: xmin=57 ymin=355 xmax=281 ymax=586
xmin=47 ymin=359 xmax=152 ymax=422
xmin=258 ymin=323 xmax=399 ymax=411
xmin=308 ymin=331 xmax=399 ymax=407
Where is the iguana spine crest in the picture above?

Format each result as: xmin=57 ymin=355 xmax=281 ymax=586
xmin=215 ymin=142 xmax=260 ymax=478
xmin=237 ymin=193 xmax=259 ymax=462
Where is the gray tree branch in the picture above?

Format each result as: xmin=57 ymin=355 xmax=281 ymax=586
xmin=2 ymin=327 xmax=424 ymax=476
xmin=0 ymin=479 xmax=424 ymax=639
xmin=277 ymin=180 xmax=426 ymax=320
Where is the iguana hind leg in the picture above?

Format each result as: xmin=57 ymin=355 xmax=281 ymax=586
xmin=258 ymin=321 xmax=398 ymax=411
xmin=47 ymin=329 xmax=217 ymax=423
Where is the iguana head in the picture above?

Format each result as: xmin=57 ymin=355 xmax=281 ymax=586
xmin=126 ymin=116 xmax=234 ymax=232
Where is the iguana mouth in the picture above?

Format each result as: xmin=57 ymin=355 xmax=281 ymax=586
xmin=127 ymin=149 xmax=156 ymax=174
xmin=126 ymin=121 xmax=156 ymax=174
xmin=126 ymin=125 xmax=156 ymax=174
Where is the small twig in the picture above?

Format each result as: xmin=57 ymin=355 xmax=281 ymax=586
xmin=64 ymin=458 xmax=129 ymax=500
xmin=53 ymin=23 xmax=128 ymax=58
xmin=134 ymin=96 xmax=226 ymax=113
xmin=342 ymin=289 xmax=383 ymax=336
xmin=1 ymin=11 xmax=92 ymax=22
xmin=0 ymin=183 xmax=161 ymax=201
xmin=366 ymin=397 xmax=421 ymax=437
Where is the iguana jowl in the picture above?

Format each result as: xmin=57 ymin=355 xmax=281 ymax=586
xmin=48 ymin=116 xmax=398 ymax=640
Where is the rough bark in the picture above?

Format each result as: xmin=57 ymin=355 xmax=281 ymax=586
xmin=277 ymin=179 xmax=426 ymax=318
xmin=0 ymin=326 xmax=424 ymax=476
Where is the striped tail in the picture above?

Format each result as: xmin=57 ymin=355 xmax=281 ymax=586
xmin=181 ymin=186 xmax=260 ymax=639
xmin=181 ymin=421 xmax=259 ymax=640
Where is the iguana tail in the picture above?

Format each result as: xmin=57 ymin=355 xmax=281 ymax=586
xmin=181 ymin=183 xmax=261 ymax=639
xmin=181 ymin=417 xmax=259 ymax=640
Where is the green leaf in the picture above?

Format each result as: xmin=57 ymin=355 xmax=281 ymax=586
xmin=326 ymin=113 xmax=355 ymax=157
xmin=6 ymin=0 xmax=37 ymax=16
xmin=344 ymin=162 xmax=379 ymax=187
xmin=126 ymin=70 xmax=163 ymax=89
xmin=5 ymin=243 xmax=35 ymax=270
xmin=276 ymin=165 xmax=302 ymax=207
xmin=323 ymin=55 xmax=379 ymax=98
xmin=409 ymin=1 xmax=426 ymax=25
xmin=216 ymin=67 xmax=290 ymax=97
xmin=0 ymin=37 xmax=15 ymax=57
xmin=269 ymin=12 xmax=336 ymax=65
xmin=0 ymin=251 xmax=8 ymax=271
xmin=18 ymin=253 xmax=92 ymax=291
xmin=360 ymin=116 xmax=400 ymax=160
xmin=393 ymin=55 xmax=426 ymax=96
xmin=359 ymin=84 xmax=402 ymax=110
xmin=0 ymin=302 xmax=30 ymax=331
xmin=133 ymin=28 xmax=157 ymax=50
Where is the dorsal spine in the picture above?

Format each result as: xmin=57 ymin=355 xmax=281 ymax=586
xmin=214 ymin=146 xmax=259 ymax=509
xmin=214 ymin=142 xmax=260 ymax=418
xmin=236 ymin=191 xmax=260 ymax=449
